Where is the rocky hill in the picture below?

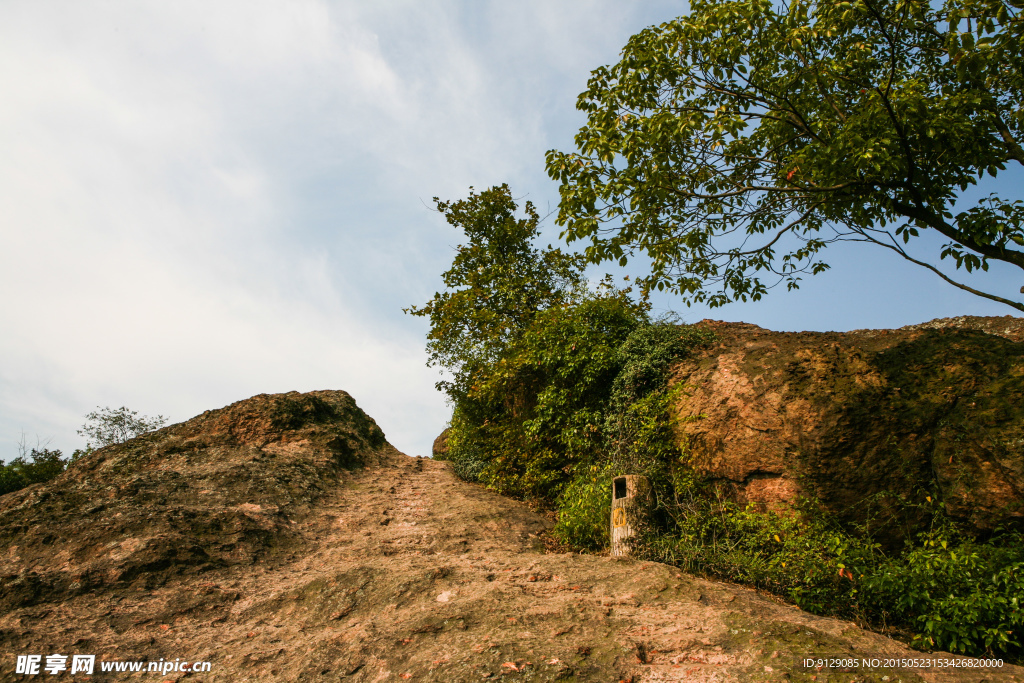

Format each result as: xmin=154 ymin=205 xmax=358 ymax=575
xmin=1 ymin=389 xmax=1022 ymax=682
xmin=671 ymin=316 xmax=1024 ymax=545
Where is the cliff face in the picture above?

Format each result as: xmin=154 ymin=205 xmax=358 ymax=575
xmin=670 ymin=316 xmax=1024 ymax=542
xmin=2 ymin=389 xmax=1022 ymax=682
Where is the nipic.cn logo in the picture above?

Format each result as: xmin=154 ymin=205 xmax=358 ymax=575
xmin=16 ymin=655 xmax=94 ymax=675
xmin=14 ymin=654 xmax=212 ymax=675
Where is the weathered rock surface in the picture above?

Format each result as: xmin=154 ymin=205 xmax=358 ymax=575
xmin=670 ymin=316 xmax=1024 ymax=542
xmin=431 ymin=428 xmax=449 ymax=459
xmin=1 ymin=389 xmax=1020 ymax=681
xmin=0 ymin=390 xmax=395 ymax=614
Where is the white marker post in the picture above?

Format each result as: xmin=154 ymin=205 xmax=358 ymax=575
xmin=611 ymin=475 xmax=651 ymax=557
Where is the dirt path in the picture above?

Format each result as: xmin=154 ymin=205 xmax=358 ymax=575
xmin=5 ymin=449 xmax=1020 ymax=683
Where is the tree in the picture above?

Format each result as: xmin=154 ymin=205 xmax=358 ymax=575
xmin=546 ymin=0 xmax=1024 ymax=310
xmin=405 ymin=184 xmax=586 ymax=403
xmin=77 ymin=406 xmax=167 ymax=448
xmin=408 ymin=184 xmax=661 ymax=500
xmin=0 ymin=435 xmax=68 ymax=496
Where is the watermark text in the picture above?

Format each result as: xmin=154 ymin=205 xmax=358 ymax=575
xmin=16 ymin=654 xmax=212 ymax=676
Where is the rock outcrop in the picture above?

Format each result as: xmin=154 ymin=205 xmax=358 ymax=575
xmin=671 ymin=316 xmax=1024 ymax=543
xmin=0 ymin=390 xmax=395 ymax=613
xmin=1 ymin=389 xmax=1021 ymax=681
xmin=431 ymin=427 xmax=449 ymax=459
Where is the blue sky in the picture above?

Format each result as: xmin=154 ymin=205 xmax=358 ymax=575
xmin=1 ymin=1 xmax=1021 ymax=462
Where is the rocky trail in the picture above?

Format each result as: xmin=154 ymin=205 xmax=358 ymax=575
xmin=0 ymin=391 xmax=1021 ymax=682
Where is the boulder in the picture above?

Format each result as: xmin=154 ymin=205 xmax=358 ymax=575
xmin=432 ymin=427 xmax=450 ymax=458
xmin=670 ymin=316 xmax=1024 ymax=543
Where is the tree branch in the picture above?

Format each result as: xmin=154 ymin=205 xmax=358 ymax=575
xmin=993 ymin=113 xmax=1024 ymax=166
xmin=731 ymin=201 xmax=826 ymax=256
xmin=858 ymin=231 xmax=1024 ymax=312
xmin=888 ymin=198 xmax=1024 ymax=269
xmin=654 ymin=180 xmax=859 ymax=200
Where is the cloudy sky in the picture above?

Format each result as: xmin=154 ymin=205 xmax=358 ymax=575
xmin=2 ymin=1 xmax=1021 ymax=462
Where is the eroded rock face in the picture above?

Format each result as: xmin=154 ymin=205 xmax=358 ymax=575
xmin=670 ymin=316 xmax=1024 ymax=542
xmin=0 ymin=390 xmax=397 ymax=611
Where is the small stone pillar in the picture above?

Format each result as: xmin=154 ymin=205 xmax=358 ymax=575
xmin=611 ymin=475 xmax=651 ymax=557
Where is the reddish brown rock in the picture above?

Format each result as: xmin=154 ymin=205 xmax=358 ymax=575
xmin=0 ymin=390 xmax=396 ymax=612
xmin=670 ymin=316 xmax=1024 ymax=543
xmin=432 ymin=427 xmax=450 ymax=458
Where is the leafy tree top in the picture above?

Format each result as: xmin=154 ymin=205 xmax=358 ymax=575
xmin=405 ymin=184 xmax=586 ymax=402
xmin=546 ymin=0 xmax=1024 ymax=310
xmin=78 ymin=406 xmax=167 ymax=448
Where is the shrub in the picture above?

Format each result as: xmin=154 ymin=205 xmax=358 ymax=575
xmin=455 ymin=290 xmax=646 ymax=500
xmin=0 ymin=448 xmax=69 ymax=496
xmin=859 ymin=525 xmax=1024 ymax=657
xmin=636 ymin=489 xmax=1024 ymax=660
xmin=553 ymin=461 xmax=616 ymax=550
xmin=553 ymin=322 xmax=717 ymax=549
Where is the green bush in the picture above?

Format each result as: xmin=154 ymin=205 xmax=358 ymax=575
xmin=638 ymin=495 xmax=877 ymax=612
xmin=0 ymin=448 xmax=69 ymax=496
xmin=636 ymin=491 xmax=1024 ymax=660
xmin=553 ymin=461 xmax=616 ymax=550
xmin=552 ymin=322 xmax=717 ymax=548
xmin=859 ymin=525 xmax=1024 ymax=656
xmin=452 ymin=290 xmax=646 ymax=500
xmin=0 ymin=464 xmax=26 ymax=496
xmin=438 ymin=408 xmax=489 ymax=483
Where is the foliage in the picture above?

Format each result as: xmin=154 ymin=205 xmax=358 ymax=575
xmin=637 ymin=485 xmax=882 ymax=611
xmin=445 ymin=289 xmax=647 ymax=500
xmin=859 ymin=524 xmax=1024 ymax=655
xmin=635 ymin=486 xmax=1024 ymax=659
xmin=605 ymin=324 xmax=717 ymax=475
xmin=78 ymin=406 xmax=167 ymax=448
xmin=554 ymin=388 xmax=686 ymax=549
xmin=553 ymin=460 xmax=616 ymax=550
xmin=609 ymin=322 xmax=703 ymax=405
xmin=0 ymin=448 xmax=68 ymax=496
xmin=546 ymin=0 xmax=1024 ymax=311
xmin=410 ymin=186 xmax=723 ymax=503
xmin=442 ymin=407 xmax=490 ymax=484
xmin=550 ymin=323 xmax=717 ymax=549
xmin=405 ymin=184 xmax=586 ymax=404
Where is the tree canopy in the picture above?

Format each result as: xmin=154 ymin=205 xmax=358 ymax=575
xmin=546 ymin=0 xmax=1024 ymax=310
xmin=78 ymin=406 xmax=167 ymax=448
xmin=404 ymin=185 xmax=585 ymax=403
